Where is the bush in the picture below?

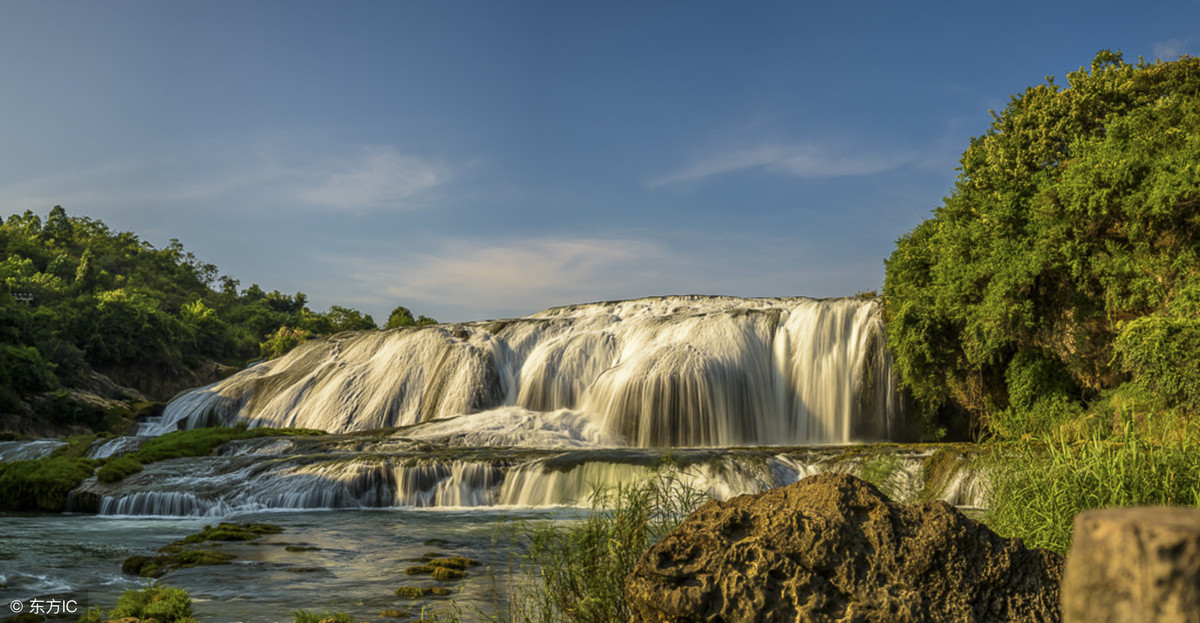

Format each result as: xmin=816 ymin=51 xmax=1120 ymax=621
xmin=1114 ymin=315 xmax=1200 ymax=412
xmin=259 ymin=325 xmax=312 ymax=359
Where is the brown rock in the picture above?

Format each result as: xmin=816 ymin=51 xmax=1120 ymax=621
xmin=625 ymin=473 xmax=1062 ymax=622
xmin=1062 ymin=507 xmax=1200 ymax=623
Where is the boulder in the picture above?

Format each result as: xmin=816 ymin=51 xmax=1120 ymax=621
xmin=1062 ymin=507 xmax=1200 ymax=622
xmin=625 ymin=473 xmax=1063 ymax=622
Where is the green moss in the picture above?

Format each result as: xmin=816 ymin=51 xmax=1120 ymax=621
xmin=129 ymin=426 xmax=323 ymax=465
xmin=427 ymin=556 xmax=481 ymax=570
xmin=291 ymin=609 xmax=356 ymax=623
xmin=920 ymin=448 xmax=968 ymax=501
xmin=96 ymin=455 xmax=143 ymax=483
xmin=122 ymin=549 xmax=235 ymax=578
xmin=0 ymin=456 xmax=95 ymax=511
xmin=48 ymin=434 xmax=102 ymax=458
xmin=285 ymin=544 xmax=320 ymax=552
xmin=403 ymin=564 xmax=434 ymax=575
xmin=394 ymin=586 xmax=453 ymax=599
xmin=123 ymin=522 xmax=278 ymax=577
xmin=430 ymin=566 xmax=466 ymax=580
xmin=379 ymin=609 xmax=409 ymax=618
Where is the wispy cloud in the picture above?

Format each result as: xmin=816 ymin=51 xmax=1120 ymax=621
xmin=1154 ymin=38 xmax=1195 ymax=60
xmin=295 ymin=146 xmax=450 ymax=211
xmin=650 ymin=142 xmax=911 ymax=187
xmin=0 ymin=138 xmax=452 ymax=217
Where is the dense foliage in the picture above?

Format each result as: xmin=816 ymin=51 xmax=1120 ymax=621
xmin=0 ymin=207 xmax=434 ymax=430
xmin=884 ymin=52 xmax=1200 ymax=438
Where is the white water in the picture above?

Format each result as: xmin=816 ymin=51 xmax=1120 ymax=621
xmin=144 ymin=296 xmax=904 ymax=447
xmin=75 ymin=432 xmax=985 ymax=518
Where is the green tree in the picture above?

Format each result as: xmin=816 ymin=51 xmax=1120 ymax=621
xmin=883 ymin=52 xmax=1200 ymax=437
xmin=386 ymin=305 xmax=437 ymax=329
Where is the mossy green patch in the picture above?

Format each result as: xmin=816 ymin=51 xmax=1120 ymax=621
xmin=96 ymin=455 xmax=143 ymax=483
xmin=122 ymin=549 xmax=235 ymax=578
xmin=178 ymin=522 xmax=283 ymax=543
xmin=123 ymin=522 xmax=282 ymax=577
xmin=394 ymin=585 xmax=452 ymax=599
xmin=0 ymin=455 xmax=95 ymax=511
xmin=430 ymin=566 xmax=466 ymax=580
xmin=285 ymin=544 xmax=320 ymax=552
xmin=427 ymin=556 xmax=481 ymax=570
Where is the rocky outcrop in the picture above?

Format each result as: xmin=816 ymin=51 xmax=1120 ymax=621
xmin=625 ymin=473 xmax=1063 ymax=622
xmin=1062 ymin=507 xmax=1200 ymax=622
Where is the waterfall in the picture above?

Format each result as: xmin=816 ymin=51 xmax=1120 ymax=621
xmin=81 ymin=442 xmax=982 ymax=517
xmin=144 ymin=296 xmax=904 ymax=447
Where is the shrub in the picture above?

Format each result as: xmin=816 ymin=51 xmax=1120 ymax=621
xmin=1114 ymin=315 xmax=1200 ymax=412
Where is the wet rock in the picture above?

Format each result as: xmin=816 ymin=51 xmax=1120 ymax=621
xmin=625 ymin=473 xmax=1063 ymax=622
xmin=1062 ymin=507 xmax=1200 ymax=622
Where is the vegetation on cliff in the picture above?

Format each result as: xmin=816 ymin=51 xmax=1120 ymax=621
xmin=884 ymin=51 xmax=1200 ymax=440
xmin=0 ymin=206 xmax=434 ymax=434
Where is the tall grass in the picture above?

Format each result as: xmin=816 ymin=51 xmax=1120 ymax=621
xmin=984 ymin=427 xmax=1200 ymax=553
xmin=419 ymin=469 xmax=708 ymax=623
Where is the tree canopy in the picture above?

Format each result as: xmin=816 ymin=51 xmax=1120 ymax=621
xmin=883 ymin=51 xmax=1200 ymax=438
xmin=0 ymin=207 xmax=434 ymax=430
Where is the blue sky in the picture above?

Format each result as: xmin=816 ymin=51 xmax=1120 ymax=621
xmin=2 ymin=1 xmax=1198 ymax=322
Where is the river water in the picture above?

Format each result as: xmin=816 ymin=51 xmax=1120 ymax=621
xmin=1 ymin=507 xmax=572 ymax=622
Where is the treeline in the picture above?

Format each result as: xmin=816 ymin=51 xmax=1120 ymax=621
xmin=0 ymin=206 xmax=434 ymax=428
xmin=884 ymin=51 xmax=1200 ymax=440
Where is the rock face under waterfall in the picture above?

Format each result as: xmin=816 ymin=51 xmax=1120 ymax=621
xmin=625 ymin=473 xmax=1063 ymax=623
xmin=146 ymin=296 xmax=906 ymax=447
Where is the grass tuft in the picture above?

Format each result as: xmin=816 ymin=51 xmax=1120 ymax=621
xmin=984 ymin=426 xmax=1200 ymax=553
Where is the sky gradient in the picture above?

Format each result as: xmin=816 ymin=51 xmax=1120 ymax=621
xmin=2 ymin=1 xmax=1198 ymax=322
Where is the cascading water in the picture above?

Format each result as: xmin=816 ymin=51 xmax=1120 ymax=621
xmin=143 ymin=296 xmax=905 ymax=446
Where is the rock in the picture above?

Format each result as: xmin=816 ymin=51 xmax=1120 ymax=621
xmin=1061 ymin=507 xmax=1200 ymax=622
xmin=625 ymin=473 xmax=1063 ymax=622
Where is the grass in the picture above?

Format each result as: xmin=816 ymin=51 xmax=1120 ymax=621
xmin=983 ymin=426 xmax=1200 ymax=553
xmin=494 ymin=469 xmax=707 ymax=623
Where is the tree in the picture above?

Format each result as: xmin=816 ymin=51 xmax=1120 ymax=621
xmin=883 ymin=51 xmax=1200 ymax=437
xmin=386 ymin=305 xmax=416 ymax=328
xmin=385 ymin=305 xmax=438 ymax=329
xmin=322 ymin=305 xmax=377 ymax=332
